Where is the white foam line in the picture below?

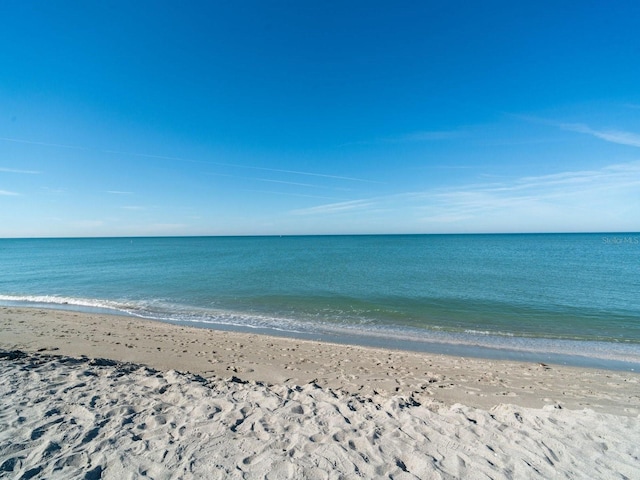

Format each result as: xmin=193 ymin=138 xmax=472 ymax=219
xmin=3 ymin=294 xmax=638 ymax=366
xmin=0 ymin=294 xmax=135 ymax=315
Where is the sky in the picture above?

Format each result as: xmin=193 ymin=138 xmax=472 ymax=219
xmin=1 ymin=0 xmax=639 ymax=237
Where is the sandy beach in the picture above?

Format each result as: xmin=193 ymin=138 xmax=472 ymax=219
xmin=1 ymin=307 xmax=639 ymax=479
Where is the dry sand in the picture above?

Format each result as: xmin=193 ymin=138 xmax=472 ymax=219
xmin=1 ymin=307 xmax=639 ymax=479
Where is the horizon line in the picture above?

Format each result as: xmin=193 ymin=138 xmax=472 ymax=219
xmin=1 ymin=231 xmax=638 ymax=240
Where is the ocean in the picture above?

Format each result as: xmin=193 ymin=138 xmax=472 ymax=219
xmin=1 ymin=234 xmax=639 ymax=370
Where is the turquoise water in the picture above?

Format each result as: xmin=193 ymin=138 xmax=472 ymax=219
xmin=1 ymin=234 xmax=639 ymax=369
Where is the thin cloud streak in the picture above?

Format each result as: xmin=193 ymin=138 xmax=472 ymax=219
xmin=0 ymin=167 xmax=42 ymax=174
xmin=206 ymin=172 xmax=352 ymax=191
xmin=419 ymin=165 xmax=477 ymax=170
xmin=291 ymin=199 xmax=377 ymax=216
xmin=0 ymin=137 xmax=87 ymax=150
xmin=0 ymin=190 xmax=20 ymax=196
xmin=429 ymin=161 xmax=640 ymax=199
xmin=515 ymin=116 xmax=640 ymax=148
xmin=113 ymin=150 xmax=379 ymax=183
xmin=242 ymin=189 xmax=342 ymax=201
xmin=340 ymin=130 xmax=462 ymax=147
xmin=559 ymin=123 xmax=640 ymax=148
xmin=387 ymin=130 xmax=461 ymax=142
xmin=225 ymin=164 xmax=383 ymax=184
xmin=475 ymin=167 xmax=634 ymax=194
xmin=0 ymin=136 xmax=380 ymax=184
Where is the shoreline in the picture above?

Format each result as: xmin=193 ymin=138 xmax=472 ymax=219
xmin=3 ymin=298 xmax=639 ymax=372
xmin=2 ymin=306 xmax=639 ymax=415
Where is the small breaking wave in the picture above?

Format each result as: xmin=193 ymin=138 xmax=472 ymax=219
xmin=0 ymin=294 xmax=138 ymax=315
xmin=2 ymin=293 xmax=639 ymax=370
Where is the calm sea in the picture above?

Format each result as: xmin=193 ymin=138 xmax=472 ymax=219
xmin=1 ymin=234 xmax=639 ymax=370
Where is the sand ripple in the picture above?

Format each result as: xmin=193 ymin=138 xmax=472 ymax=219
xmin=1 ymin=351 xmax=639 ymax=479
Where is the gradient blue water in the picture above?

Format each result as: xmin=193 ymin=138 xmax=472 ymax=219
xmin=1 ymin=234 xmax=639 ymax=369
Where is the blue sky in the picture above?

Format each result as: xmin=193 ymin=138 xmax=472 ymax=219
xmin=1 ymin=1 xmax=639 ymax=236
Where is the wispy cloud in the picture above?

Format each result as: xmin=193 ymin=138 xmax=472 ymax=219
xmin=207 ymin=172 xmax=352 ymax=192
xmin=558 ymin=123 xmax=640 ymax=147
xmin=290 ymin=199 xmax=377 ymax=216
xmin=242 ymin=189 xmax=342 ymax=201
xmin=107 ymin=190 xmax=133 ymax=195
xmin=1 ymin=136 xmax=381 ymax=185
xmin=0 ymin=167 xmax=42 ymax=174
xmin=110 ymin=150 xmax=382 ymax=183
xmin=516 ymin=116 xmax=640 ymax=148
xmin=341 ymin=130 xmax=462 ymax=147
xmin=0 ymin=189 xmax=20 ymax=196
xmin=290 ymin=161 xmax=640 ymax=231
xmin=389 ymin=131 xmax=461 ymax=142
xmin=227 ymin=164 xmax=382 ymax=184
xmin=416 ymin=161 xmax=640 ymax=227
xmin=0 ymin=137 xmax=87 ymax=150
xmin=420 ymin=165 xmax=478 ymax=170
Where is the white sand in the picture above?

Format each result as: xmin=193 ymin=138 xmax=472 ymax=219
xmin=1 ymin=308 xmax=640 ymax=479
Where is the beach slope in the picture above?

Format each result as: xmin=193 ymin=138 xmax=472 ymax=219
xmin=1 ymin=307 xmax=639 ymax=479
